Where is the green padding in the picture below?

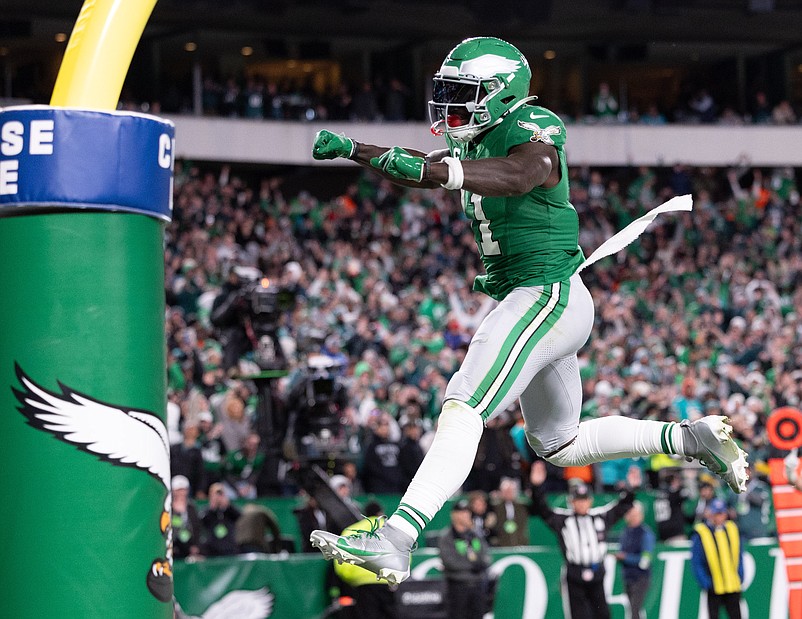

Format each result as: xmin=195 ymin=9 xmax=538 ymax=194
xmin=0 ymin=213 xmax=170 ymax=619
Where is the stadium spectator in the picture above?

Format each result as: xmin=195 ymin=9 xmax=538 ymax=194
xmin=398 ymin=416 xmax=425 ymax=487
xmin=341 ymin=460 xmax=365 ymax=497
xmin=616 ymin=501 xmax=656 ymax=619
xmin=295 ymin=494 xmax=331 ymax=553
xmin=688 ymin=89 xmax=717 ymax=123
xmin=640 ymin=104 xmax=667 ymax=125
xmin=772 ymin=99 xmax=797 ymax=125
xmin=591 ymin=81 xmax=619 ymax=121
xmin=672 ymin=377 xmax=704 ymax=422
xmin=197 ymin=410 xmax=227 ymax=488
xmin=467 ymin=490 xmax=496 ymax=542
xmin=750 ymin=91 xmax=773 ymax=124
xmin=329 ymin=474 xmax=361 ymax=513
xmin=351 ymin=81 xmax=380 ymax=121
xmin=653 ymin=471 xmax=690 ymax=543
xmin=219 ymin=392 xmax=252 ymax=453
xmin=488 ymin=477 xmax=530 ymax=547
xmin=438 ymin=499 xmax=492 ymax=619
xmin=220 ymin=78 xmax=241 ymax=117
xmin=328 ymin=83 xmax=353 ymax=121
xmin=170 ymin=422 xmax=207 ymax=498
xmin=243 ymin=77 xmax=265 ymax=119
xmin=223 ymin=432 xmax=266 ymax=499
xmin=693 ymin=474 xmax=727 ymax=524
xmin=465 ymin=410 xmax=519 ymax=494
xmin=201 ymin=482 xmax=242 ymax=556
xmin=171 ymin=475 xmax=203 ymax=560
xmin=383 ymin=78 xmax=410 ymax=122
xmin=361 ymin=412 xmax=405 ymax=493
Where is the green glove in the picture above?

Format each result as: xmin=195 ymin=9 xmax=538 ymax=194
xmin=312 ymin=129 xmax=356 ymax=160
xmin=370 ymin=147 xmax=425 ymax=182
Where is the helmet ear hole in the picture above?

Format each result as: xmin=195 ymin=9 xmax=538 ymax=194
xmin=500 ymin=95 xmax=516 ymax=105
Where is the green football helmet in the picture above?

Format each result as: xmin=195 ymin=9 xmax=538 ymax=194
xmin=429 ymin=37 xmax=534 ymax=144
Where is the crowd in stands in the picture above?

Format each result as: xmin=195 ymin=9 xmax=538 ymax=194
xmin=120 ymin=73 xmax=802 ymax=127
xmin=121 ymin=74 xmax=412 ymax=122
xmin=164 ymin=154 xmax=801 ymax=556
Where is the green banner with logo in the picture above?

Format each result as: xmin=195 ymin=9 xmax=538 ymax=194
xmin=0 ymin=108 xmax=175 ymax=618
xmin=174 ymin=542 xmax=788 ymax=619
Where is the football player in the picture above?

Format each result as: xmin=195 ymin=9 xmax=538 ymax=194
xmin=309 ymin=37 xmax=748 ymax=584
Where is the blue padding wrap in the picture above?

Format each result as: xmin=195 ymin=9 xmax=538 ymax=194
xmin=0 ymin=106 xmax=175 ymax=222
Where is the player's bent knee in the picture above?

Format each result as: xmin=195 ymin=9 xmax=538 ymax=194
xmin=543 ymin=448 xmax=580 ymax=468
xmin=537 ymin=435 xmax=582 ymax=468
xmin=439 ymin=400 xmax=484 ymax=432
xmin=441 ymin=399 xmax=480 ymax=418
xmin=438 ymin=400 xmax=482 ymax=424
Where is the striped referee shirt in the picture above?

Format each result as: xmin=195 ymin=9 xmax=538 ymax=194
xmin=530 ymin=486 xmax=635 ymax=568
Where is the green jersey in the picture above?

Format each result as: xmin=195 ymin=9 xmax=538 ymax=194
xmin=449 ymin=104 xmax=584 ymax=300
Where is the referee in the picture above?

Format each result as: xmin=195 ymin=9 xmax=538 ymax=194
xmin=529 ymin=461 xmax=640 ymax=619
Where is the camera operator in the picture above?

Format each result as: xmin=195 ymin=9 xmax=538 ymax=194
xmin=210 ymin=266 xmax=255 ymax=372
xmin=210 ymin=265 xmax=290 ymax=372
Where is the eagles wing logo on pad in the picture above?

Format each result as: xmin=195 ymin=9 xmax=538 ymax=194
xmin=517 ymin=120 xmax=561 ymax=145
xmin=13 ymin=365 xmax=174 ymax=603
xmin=176 ymin=588 xmax=275 ymax=619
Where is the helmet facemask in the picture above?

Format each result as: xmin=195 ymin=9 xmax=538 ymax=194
xmin=429 ymin=74 xmax=505 ymax=143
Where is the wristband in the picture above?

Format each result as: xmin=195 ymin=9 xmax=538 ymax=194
xmin=348 ymin=140 xmax=360 ymax=160
xmin=441 ymin=157 xmax=464 ymax=190
xmin=423 ymin=157 xmax=431 ymax=181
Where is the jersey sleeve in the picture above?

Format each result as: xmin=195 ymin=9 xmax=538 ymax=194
xmin=503 ymin=106 xmax=566 ymax=151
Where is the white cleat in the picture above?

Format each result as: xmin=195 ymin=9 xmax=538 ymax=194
xmin=682 ymin=416 xmax=749 ymax=493
xmin=310 ymin=524 xmax=411 ymax=585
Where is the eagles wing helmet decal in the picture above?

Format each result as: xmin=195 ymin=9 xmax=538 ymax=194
xmin=458 ymin=54 xmax=521 ymax=78
xmin=13 ymin=364 xmax=174 ymax=602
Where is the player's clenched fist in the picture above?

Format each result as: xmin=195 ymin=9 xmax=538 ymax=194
xmin=370 ymin=146 xmax=425 ymax=182
xmin=312 ymin=129 xmax=356 ymax=160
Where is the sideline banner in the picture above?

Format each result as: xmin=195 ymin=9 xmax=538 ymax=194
xmin=174 ymin=542 xmax=789 ymax=619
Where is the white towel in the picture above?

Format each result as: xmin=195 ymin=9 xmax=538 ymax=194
xmin=577 ymin=194 xmax=693 ymax=273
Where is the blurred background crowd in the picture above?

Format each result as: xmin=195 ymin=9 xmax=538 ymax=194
xmin=162 ymin=151 xmax=801 ymax=558
xmin=118 ymin=75 xmax=802 ymax=127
